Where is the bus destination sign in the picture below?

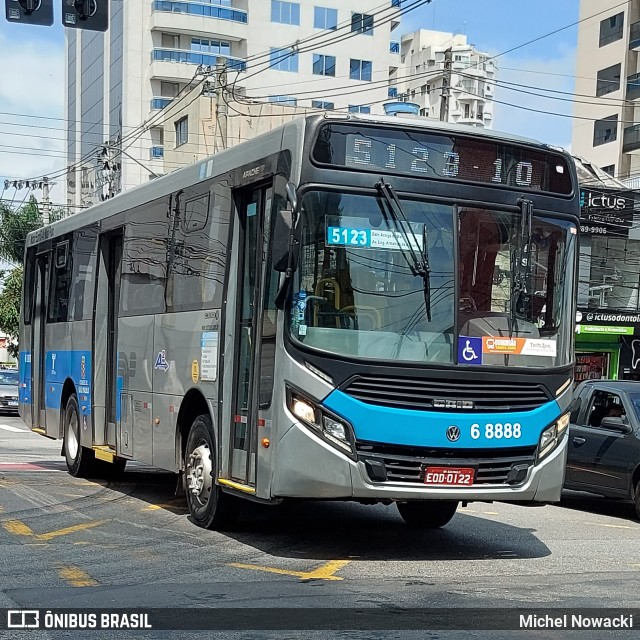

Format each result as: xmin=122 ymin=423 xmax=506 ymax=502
xmin=312 ymin=124 xmax=573 ymax=195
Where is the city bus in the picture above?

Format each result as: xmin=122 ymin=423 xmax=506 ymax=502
xmin=19 ymin=114 xmax=580 ymax=530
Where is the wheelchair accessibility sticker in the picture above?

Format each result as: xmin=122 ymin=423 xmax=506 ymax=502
xmin=458 ymin=337 xmax=482 ymax=365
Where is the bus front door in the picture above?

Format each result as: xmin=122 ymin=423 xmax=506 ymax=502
xmin=31 ymin=254 xmax=49 ymax=430
xmin=228 ymin=185 xmax=272 ymax=485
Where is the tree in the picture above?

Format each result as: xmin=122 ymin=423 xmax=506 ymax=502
xmin=0 ymin=267 xmax=23 ymax=358
xmin=0 ymin=196 xmax=46 ymax=358
xmin=0 ymin=196 xmax=43 ymax=265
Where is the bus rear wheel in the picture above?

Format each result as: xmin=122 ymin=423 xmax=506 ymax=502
xmin=184 ymin=415 xmax=239 ymax=530
xmin=396 ymin=500 xmax=459 ymax=529
xmin=63 ymin=394 xmax=97 ymax=477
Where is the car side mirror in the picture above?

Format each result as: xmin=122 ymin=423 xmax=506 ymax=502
xmin=600 ymin=416 xmax=632 ymax=433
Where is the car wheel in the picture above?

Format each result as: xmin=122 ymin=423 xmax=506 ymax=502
xmin=396 ymin=500 xmax=459 ymax=528
xmin=634 ymin=480 xmax=640 ymax=521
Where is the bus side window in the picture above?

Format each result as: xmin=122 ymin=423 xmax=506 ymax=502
xmin=23 ymin=247 xmax=36 ymax=325
xmin=48 ymin=240 xmax=72 ymax=323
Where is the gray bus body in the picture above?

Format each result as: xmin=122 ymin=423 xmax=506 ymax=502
xmin=19 ymin=114 xmax=580 ymax=529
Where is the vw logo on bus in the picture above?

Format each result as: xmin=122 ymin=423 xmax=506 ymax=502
xmin=446 ymin=426 xmax=461 ymax=442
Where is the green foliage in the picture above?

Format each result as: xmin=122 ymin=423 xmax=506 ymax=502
xmin=0 ymin=196 xmax=43 ymax=265
xmin=0 ymin=267 xmax=23 ymax=358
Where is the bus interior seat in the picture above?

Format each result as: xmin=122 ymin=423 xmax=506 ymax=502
xmin=459 ymin=313 xmax=540 ymax=339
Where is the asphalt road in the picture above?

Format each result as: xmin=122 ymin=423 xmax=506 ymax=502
xmin=0 ymin=414 xmax=638 ymax=639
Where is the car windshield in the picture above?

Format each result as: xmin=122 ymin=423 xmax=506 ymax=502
xmin=290 ymin=190 xmax=576 ymax=367
xmin=629 ymin=394 xmax=640 ymax=421
xmin=0 ymin=371 xmax=18 ymax=385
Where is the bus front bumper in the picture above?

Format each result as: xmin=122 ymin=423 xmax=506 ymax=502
xmin=272 ymin=422 xmax=567 ymax=504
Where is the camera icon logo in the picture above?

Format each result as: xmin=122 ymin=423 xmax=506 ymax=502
xmin=7 ymin=610 xmax=40 ymax=629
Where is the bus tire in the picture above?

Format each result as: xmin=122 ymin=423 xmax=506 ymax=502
xmin=63 ymin=394 xmax=97 ymax=477
xmin=634 ymin=479 xmax=640 ymax=521
xmin=396 ymin=500 xmax=458 ymax=529
xmin=184 ymin=414 xmax=239 ymax=530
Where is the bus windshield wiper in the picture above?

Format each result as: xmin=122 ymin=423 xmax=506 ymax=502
xmin=510 ymin=197 xmax=533 ymax=338
xmin=376 ymin=179 xmax=431 ymax=321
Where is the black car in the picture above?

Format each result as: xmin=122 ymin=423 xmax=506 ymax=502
xmin=565 ymin=380 xmax=640 ymax=519
xmin=0 ymin=369 xmax=19 ymax=414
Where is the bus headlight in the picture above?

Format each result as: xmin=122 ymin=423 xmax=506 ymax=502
xmin=537 ymin=413 xmax=570 ymax=461
xmin=286 ymin=387 xmax=354 ymax=456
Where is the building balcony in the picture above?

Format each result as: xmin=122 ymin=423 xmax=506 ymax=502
xmin=456 ymin=114 xmax=486 ymax=126
xmin=151 ymin=49 xmax=246 ymax=81
xmin=627 ymin=72 xmax=640 ymax=100
xmin=151 ymin=146 xmax=165 ymax=159
xmin=623 ymin=124 xmax=640 ymax=153
xmin=153 ymin=1 xmax=247 ymax=22
xmin=631 ymin=21 xmax=640 ymax=50
xmin=151 ymin=97 xmax=173 ymax=110
xmin=151 ymin=2 xmax=247 ymax=40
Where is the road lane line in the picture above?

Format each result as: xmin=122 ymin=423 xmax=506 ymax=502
xmin=0 ymin=424 xmax=25 ymax=432
xmin=2 ymin=520 xmax=34 ymax=537
xmin=229 ymin=560 xmax=349 ymax=581
xmin=37 ymin=520 xmax=107 ymax=541
xmin=591 ymin=522 xmax=637 ymax=530
xmin=57 ymin=566 xmax=98 ymax=587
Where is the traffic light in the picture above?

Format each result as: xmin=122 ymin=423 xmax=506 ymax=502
xmin=61 ymin=0 xmax=108 ymax=32
xmin=5 ymin=0 xmax=54 ymax=26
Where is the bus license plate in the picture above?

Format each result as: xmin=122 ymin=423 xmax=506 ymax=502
xmin=8 ymin=401 xmax=18 ymax=406
xmin=423 ymin=467 xmax=475 ymax=486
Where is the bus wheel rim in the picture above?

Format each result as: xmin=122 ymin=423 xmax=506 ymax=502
xmin=67 ymin=411 xmax=79 ymax=460
xmin=187 ymin=443 xmax=212 ymax=506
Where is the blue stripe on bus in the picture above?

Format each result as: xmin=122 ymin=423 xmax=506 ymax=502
xmin=19 ymin=351 xmax=32 ymax=405
xmin=322 ymin=389 xmax=561 ymax=449
xmin=23 ymin=349 xmax=121 ymax=420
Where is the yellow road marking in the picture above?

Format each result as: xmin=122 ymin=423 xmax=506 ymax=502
xmin=482 ymin=511 xmax=499 ymax=515
xmin=2 ymin=519 xmax=106 ymax=541
xmin=57 ymin=566 xmax=98 ymax=587
xmin=2 ymin=520 xmax=34 ymax=537
xmin=37 ymin=520 xmax=106 ymax=541
xmin=229 ymin=560 xmax=349 ymax=581
xmin=0 ymin=505 xmax=4 ymax=513
xmin=143 ymin=500 xmax=186 ymax=511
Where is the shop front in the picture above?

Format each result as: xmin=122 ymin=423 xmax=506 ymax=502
xmin=576 ymin=185 xmax=640 ymax=381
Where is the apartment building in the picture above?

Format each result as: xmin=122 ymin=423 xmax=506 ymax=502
xmin=391 ymin=30 xmax=496 ymax=127
xmin=572 ymin=0 xmax=640 ymax=180
xmin=65 ymin=0 xmax=403 ymax=207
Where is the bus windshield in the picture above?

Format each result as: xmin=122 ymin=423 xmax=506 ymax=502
xmin=290 ymin=190 xmax=576 ymax=368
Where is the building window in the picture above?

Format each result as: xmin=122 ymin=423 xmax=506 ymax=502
xmin=269 ymin=95 xmax=297 ymax=105
xmin=160 ymin=81 xmax=179 ymax=97
xmin=351 ymin=12 xmax=373 ymax=35
xmin=312 ymin=100 xmax=334 ymax=109
xmin=350 ymin=58 xmax=372 ymax=81
xmin=599 ymin=12 xmax=624 ymax=47
xmin=175 ymin=116 xmax=188 ymax=147
xmin=312 ymin=53 xmax=336 ymax=76
xmin=270 ymin=47 xmax=299 ymax=72
xmin=596 ymin=63 xmax=621 ymax=96
xmin=271 ymin=0 xmax=300 ymax=25
xmin=314 ymin=6 xmax=337 ymax=30
xmin=593 ymin=115 xmax=618 ymax=147
xmin=601 ymin=164 xmax=615 ymax=176
xmin=348 ymin=105 xmax=371 ymax=114
xmin=161 ymin=33 xmax=179 ymax=48
xmin=191 ymin=38 xmax=231 ymax=56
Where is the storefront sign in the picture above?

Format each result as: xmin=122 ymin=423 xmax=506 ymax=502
xmin=576 ymin=325 xmax=634 ymax=335
xmin=579 ymin=188 xmax=636 ymax=237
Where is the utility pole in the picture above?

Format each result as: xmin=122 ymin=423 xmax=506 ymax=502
xmin=439 ymin=47 xmax=452 ymax=123
xmin=41 ymin=177 xmax=51 ymax=224
xmin=215 ymin=57 xmax=228 ymax=152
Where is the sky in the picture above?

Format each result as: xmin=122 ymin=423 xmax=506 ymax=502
xmin=0 ymin=0 xmax=581 ymax=208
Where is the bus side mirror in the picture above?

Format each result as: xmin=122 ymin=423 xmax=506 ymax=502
xmin=273 ymin=208 xmax=294 ymax=273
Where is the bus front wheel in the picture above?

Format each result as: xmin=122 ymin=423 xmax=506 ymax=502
xmin=63 ymin=394 xmax=97 ymax=477
xmin=396 ymin=500 xmax=459 ymax=529
xmin=184 ymin=415 xmax=239 ymax=530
